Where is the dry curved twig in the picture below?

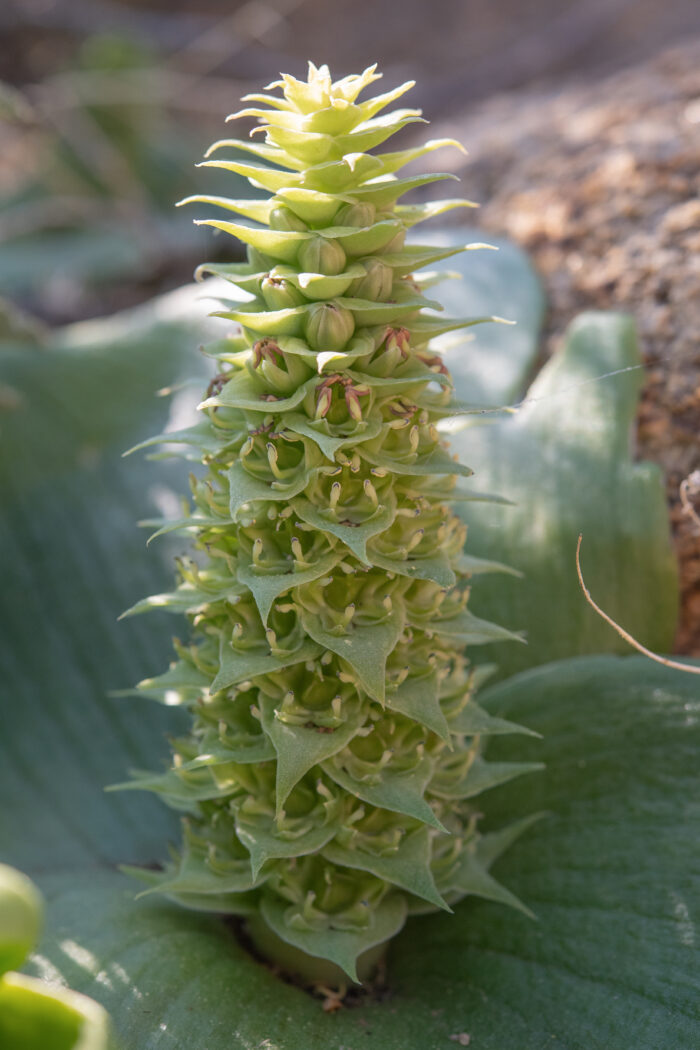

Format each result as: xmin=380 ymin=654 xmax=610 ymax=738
xmin=576 ymin=533 xmax=700 ymax=675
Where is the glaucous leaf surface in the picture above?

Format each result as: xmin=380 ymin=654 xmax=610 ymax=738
xmin=414 ymin=226 xmax=545 ymax=406
xmin=0 ymin=221 xmax=207 ymax=301
xmin=452 ymin=311 xmax=679 ymax=679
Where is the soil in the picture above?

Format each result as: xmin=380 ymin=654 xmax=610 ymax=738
xmin=434 ymin=39 xmax=700 ymax=656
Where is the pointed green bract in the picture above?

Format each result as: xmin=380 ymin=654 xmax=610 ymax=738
xmin=122 ymin=61 xmax=538 ymax=983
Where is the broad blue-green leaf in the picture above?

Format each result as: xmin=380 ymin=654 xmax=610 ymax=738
xmin=0 ymin=219 xmax=218 ymax=303
xmin=0 ymin=307 xmax=207 ymax=881
xmin=415 ymin=226 xmax=545 ymax=405
xmin=452 ymin=313 xmax=679 ymax=679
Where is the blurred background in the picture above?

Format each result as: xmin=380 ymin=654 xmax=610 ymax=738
xmin=1 ymin=0 xmax=699 ymax=648
xmin=1 ymin=0 xmax=698 ymax=322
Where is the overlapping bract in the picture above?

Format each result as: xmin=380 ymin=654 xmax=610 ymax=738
xmin=120 ymin=63 xmax=541 ymax=982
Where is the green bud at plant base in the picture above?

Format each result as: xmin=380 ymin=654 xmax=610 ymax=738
xmin=119 ymin=61 xmax=540 ymax=988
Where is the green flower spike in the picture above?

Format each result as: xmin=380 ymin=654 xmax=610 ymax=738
xmin=118 ymin=62 xmax=543 ymax=986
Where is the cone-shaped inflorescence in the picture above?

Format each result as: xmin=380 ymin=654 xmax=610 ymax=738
xmin=119 ymin=63 xmax=542 ymax=985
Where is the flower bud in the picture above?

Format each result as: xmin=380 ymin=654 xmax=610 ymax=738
xmin=305 ymin=302 xmax=355 ymax=351
xmin=365 ymin=327 xmax=411 ymax=377
xmin=252 ymin=338 xmax=283 ymax=369
xmin=344 ymin=386 xmax=364 ymax=422
xmin=314 ymin=382 xmax=333 ymax=419
xmin=260 ymin=275 xmax=305 ymax=310
xmin=269 ymin=206 xmax=309 ymax=232
xmin=334 ymin=201 xmax=376 ymax=228
xmin=386 ymin=327 xmax=410 ymax=358
xmin=250 ymin=337 xmax=312 ymax=394
xmin=347 ymin=257 xmax=394 ymax=301
xmin=298 ymin=236 xmax=346 ymax=276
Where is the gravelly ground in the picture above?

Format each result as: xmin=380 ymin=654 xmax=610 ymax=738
xmin=433 ymin=40 xmax=700 ymax=654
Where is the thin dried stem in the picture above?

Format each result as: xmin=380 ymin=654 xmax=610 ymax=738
xmin=575 ymin=534 xmax=700 ymax=675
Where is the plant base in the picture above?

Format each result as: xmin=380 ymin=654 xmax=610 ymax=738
xmin=244 ymin=914 xmax=387 ymax=988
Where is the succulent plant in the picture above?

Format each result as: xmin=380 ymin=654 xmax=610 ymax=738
xmin=118 ymin=62 xmax=543 ymax=985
